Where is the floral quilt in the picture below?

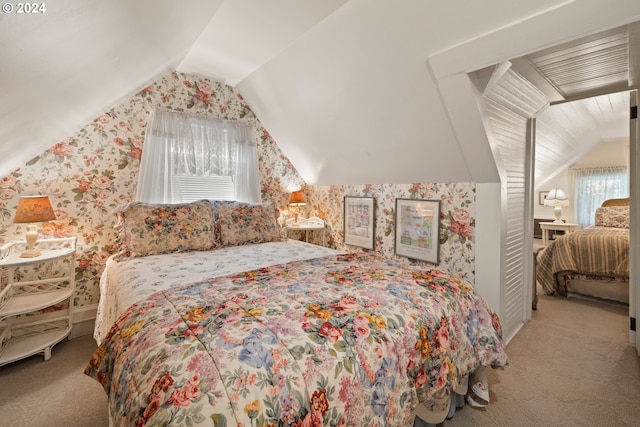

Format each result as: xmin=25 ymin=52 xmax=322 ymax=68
xmin=94 ymin=240 xmax=341 ymax=345
xmin=85 ymin=252 xmax=507 ymax=426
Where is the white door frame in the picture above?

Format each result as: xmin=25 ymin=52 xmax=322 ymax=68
xmin=629 ymin=91 xmax=639 ymax=353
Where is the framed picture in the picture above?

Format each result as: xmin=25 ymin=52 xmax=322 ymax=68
xmin=394 ymin=198 xmax=440 ymax=264
xmin=539 ymin=191 xmax=549 ymax=205
xmin=344 ymin=196 xmax=375 ymax=250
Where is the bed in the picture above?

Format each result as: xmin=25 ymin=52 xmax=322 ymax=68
xmin=85 ymin=200 xmax=508 ymax=426
xmin=536 ymin=198 xmax=630 ymax=304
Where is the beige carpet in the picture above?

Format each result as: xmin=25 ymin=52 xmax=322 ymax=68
xmin=0 ymin=294 xmax=638 ymax=427
xmin=0 ymin=334 xmax=108 ymax=427
xmin=448 ymin=294 xmax=640 ymax=427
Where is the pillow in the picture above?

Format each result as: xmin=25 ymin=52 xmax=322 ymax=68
xmin=214 ymin=201 xmax=282 ymax=247
xmin=113 ymin=200 xmax=220 ymax=258
xmin=594 ymin=206 xmax=629 ymax=228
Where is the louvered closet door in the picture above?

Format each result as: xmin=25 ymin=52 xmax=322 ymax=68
xmin=485 ymin=98 xmax=528 ymax=343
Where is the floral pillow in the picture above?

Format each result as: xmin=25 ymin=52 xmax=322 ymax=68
xmin=594 ymin=206 xmax=629 ymax=228
xmin=214 ymin=201 xmax=282 ymax=247
xmin=113 ymin=200 xmax=220 ymax=258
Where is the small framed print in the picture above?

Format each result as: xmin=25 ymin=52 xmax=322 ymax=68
xmin=539 ymin=191 xmax=549 ymax=205
xmin=394 ymin=198 xmax=440 ymax=264
xmin=344 ymin=196 xmax=375 ymax=250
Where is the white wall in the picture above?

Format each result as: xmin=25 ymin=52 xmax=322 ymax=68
xmin=576 ymin=138 xmax=629 ymax=169
xmin=534 ymin=138 xmax=629 ymax=222
xmin=475 ymin=183 xmax=503 ymax=317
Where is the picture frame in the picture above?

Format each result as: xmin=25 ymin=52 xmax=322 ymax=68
xmin=539 ymin=191 xmax=549 ymax=205
xmin=394 ymin=198 xmax=440 ymax=264
xmin=344 ymin=196 xmax=375 ymax=250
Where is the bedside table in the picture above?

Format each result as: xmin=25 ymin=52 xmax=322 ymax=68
xmin=285 ymin=216 xmax=326 ymax=246
xmin=539 ymin=222 xmax=579 ymax=247
xmin=0 ymin=237 xmax=77 ymax=366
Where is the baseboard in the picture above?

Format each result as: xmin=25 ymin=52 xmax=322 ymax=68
xmin=71 ymin=304 xmax=97 ymax=339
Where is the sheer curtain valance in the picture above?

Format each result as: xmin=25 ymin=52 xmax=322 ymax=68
xmin=136 ymin=109 xmax=261 ymax=204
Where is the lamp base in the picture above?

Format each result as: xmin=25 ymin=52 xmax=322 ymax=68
xmin=292 ymin=206 xmax=301 ymax=225
xmin=552 ymin=206 xmax=564 ymax=224
xmin=21 ymin=223 xmax=41 ymax=258
xmin=20 ymin=248 xmax=42 ymax=258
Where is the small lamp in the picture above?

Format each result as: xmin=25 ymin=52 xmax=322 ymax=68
xmin=544 ymin=188 xmax=570 ymax=224
xmin=288 ymin=190 xmax=307 ymax=226
xmin=13 ymin=195 xmax=57 ymax=258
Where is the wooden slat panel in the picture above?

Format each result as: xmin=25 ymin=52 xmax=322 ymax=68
xmin=484 ymin=97 xmax=528 ymax=342
xmin=525 ymin=26 xmax=629 ymax=98
xmin=535 ymin=91 xmax=629 ymax=188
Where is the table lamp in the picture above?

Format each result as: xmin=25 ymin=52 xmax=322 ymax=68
xmin=13 ymin=195 xmax=57 ymax=258
xmin=288 ymin=191 xmax=307 ymax=225
xmin=544 ymin=188 xmax=570 ymax=224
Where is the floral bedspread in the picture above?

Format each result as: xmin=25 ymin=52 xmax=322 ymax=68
xmin=85 ymin=252 xmax=507 ymax=426
xmin=94 ymin=240 xmax=341 ymax=345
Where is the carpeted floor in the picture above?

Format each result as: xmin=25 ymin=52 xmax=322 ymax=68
xmin=447 ymin=294 xmax=640 ymax=427
xmin=0 ymin=334 xmax=108 ymax=427
xmin=0 ymin=294 xmax=638 ymax=427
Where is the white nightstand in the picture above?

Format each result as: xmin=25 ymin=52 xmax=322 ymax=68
xmin=0 ymin=237 xmax=77 ymax=366
xmin=539 ymin=222 xmax=579 ymax=247
xmin=285 ymin=216 xmax=326 ymax=246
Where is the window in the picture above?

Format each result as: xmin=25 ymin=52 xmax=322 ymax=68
xmin=173 ymin=175 xmax=235 ymax=203
xmin=136 ymin=110 xmax=260 ymax=204
xmin=571 ymin=166 xmax=628 ymax=226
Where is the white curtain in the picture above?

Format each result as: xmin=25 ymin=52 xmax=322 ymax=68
xmin=233 ymin=124 xmax=261 ymax=203
xmin=135 ymin=110 xmax=261 ymax=204
xmin=570 ymin=166 xmax=629 ymax=226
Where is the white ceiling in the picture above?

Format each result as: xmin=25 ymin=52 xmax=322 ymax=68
xmin=177 ymin=0 xmax=349 ymax=85
xmin=509 ymin=22 xmax=637 ymax=187
xmin=536 ymin=91 xmax=630 ymax=187
xmin=2 ymin=0 xmax=640 ymax=184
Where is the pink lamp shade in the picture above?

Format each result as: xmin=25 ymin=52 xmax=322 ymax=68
xmin=13 ymin=195 xmax=57 ymax=258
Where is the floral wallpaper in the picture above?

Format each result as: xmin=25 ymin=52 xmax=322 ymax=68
xmin=0 ymin=72 xmax=304 ymax=308
xmin=0 ymin=70 xmax=476 ymax=313
xmin=295 ymin=183 xmax=476 ymax=280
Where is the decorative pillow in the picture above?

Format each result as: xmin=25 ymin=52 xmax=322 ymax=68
xmin=214 ymin=201 xmax=282 ymax=246
xmin=113 ymin=200 xmax=220 ymax=258
xmin=594 ymin=206 xmax=629 ymax=228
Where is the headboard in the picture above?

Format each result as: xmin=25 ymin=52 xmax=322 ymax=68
xmin=601 ymin=197 xmax=629 ymax=207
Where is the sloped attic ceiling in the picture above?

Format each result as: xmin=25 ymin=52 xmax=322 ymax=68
xmin=510 ymin=23 xmax=638 ymax=187
xmin=535 ymin=91 xmax=630 ymax=187
xmin=2 ymin=0 xmax=640 ymax=185
xmin=0 ymin=0 xmax=224 ymax=178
